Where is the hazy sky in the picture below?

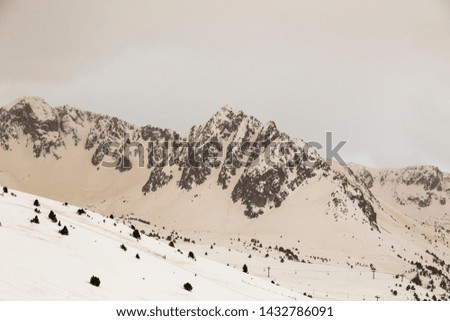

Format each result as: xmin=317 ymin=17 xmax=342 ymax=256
xmin=1 ymin=0 xmax=450 ymax=170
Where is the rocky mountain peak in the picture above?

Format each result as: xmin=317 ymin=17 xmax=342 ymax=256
xmin=194 ymin=106 xmax=262 ymax=143
xmin=0 ymin=97 xmax=382 ymax=228
xmin=399 ymin=166 xmax=443 ymax=191
xmin=4 ymin=97 xmax=56 ymax=121
xmin=208 ymin=105 xmax=245 ymax=127
xmin=4 ymin=96 xmax=56 ymax=122
xmin=0 ymin=97 xmax=63 ymax=157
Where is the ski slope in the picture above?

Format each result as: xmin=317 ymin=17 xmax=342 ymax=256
xmin=0 ymin=189 xmax=301 ymax=300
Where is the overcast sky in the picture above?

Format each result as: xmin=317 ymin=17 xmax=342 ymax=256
xmin=1 ymin=0 xmax=449 ymax=170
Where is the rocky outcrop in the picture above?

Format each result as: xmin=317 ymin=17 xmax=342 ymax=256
xmin=351 ymin=164 xmax=449 ymax=209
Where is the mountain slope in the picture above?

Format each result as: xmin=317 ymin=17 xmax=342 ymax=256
xmin=1 ymin=187 xmax=449 ymax=301
xmin=0 ymin=188 xmax=300 ymax=300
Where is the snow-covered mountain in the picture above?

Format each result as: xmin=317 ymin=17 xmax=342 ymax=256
xmin=1 ymin=97 xmax=450 ymax=301
xmin=0 ymin=97 xmax=379 ymax=227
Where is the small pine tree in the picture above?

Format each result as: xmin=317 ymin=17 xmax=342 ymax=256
xmin=243 ymin=264 xmax=248 ymax=273
xmin=188 ymin=251 xmax=195 ymax=260
xmin=109 ymin=214 xmax=114 ymax=219
xmin=3 ymin=186 xmax=8 ymax=193
xmin=169 ymin=241 xmax=175 ymax=248
xmin=77 ymin=208 xmax=86 ymax=215
xmin=48 ymin=210 xmax=57 ymax=223
xmin=411 ymin=274 xmax=422 ymax=286
xmin=183 ymin=282 xmax=193 ymax=292
xmin=136 ymin=253 xmax=140 ymax=259
xmin=59 ymin=226 xmax=69 ymax=235
xmin=33 ymin=199 xmax=40 ymax=207
xmin=30 ymin=215 xmax=40 ymax=224
xmin=120 ymin=244 xmax=127 ymax=251
xmin=132 ymin=229 xmax=141 ymax=240
xmin=90 ymin=276 xmax=101 ymax=287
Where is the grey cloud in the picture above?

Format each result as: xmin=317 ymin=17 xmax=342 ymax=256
xmin=0 ymin=0 xmax=449 ymax=171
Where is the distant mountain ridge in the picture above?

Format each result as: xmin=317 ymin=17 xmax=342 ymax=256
xmin=350 ymin=164 xmax=450 ymax=213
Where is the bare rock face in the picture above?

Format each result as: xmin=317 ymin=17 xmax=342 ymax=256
xmin=230 ymin=137 xmax=330 ymax=218
xmin=376 ymin=166 xmax=444 ymax=192
xmin=328 ymin=172 xmax=379 ymax=230
xmin=0 ymin=97 xmax=180 ymax=172
xmin=399 ymin=166 xmax=443 ymax=191
xmin=350 ymin=166 xmax=375 ymax=189
xmin=0 ymin=97 xmax=63 ymax=157
xmin=142 ymin=167 xmax=173 ymax=193
xmin=350 ymin=164 xmax=449 ymax=210
xmin=139 ymin=106 xmax=376 ymax=224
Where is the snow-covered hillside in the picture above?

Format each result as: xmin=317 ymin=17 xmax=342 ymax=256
xmin=1 ymin=187 xmax=449 ymax=301
xmin=0 ymin=188 xmax=301 ymax=300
